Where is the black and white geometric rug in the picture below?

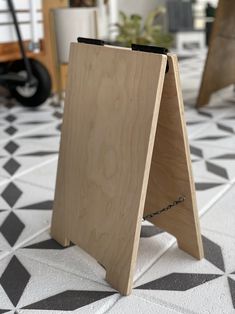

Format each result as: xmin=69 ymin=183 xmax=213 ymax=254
xmin=0 ymin=52 xmax=235 ymax=313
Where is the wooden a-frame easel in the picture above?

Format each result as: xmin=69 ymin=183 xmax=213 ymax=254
xmin=197 ymin=0 xmax=235 ymax=107
xmin=51 ymin=39 xmax=204 ymax=296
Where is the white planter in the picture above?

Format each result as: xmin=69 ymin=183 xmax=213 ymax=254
xmin=108 ymin=0 xmax=118 ymax=40
xmin=53 ymin=8 xmax=98 ymax=63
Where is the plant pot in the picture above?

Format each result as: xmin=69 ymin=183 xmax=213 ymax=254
xmin=53 ymin=7 xmax=98 ymax=63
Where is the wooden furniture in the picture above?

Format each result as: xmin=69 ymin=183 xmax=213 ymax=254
xmin=59 ymin=63 xmax=68 ymax=92
xmin=197 ymin=0 xmax=235 ymax=107
xmin=51 ymin=41 xmax=204 ymax=295
xmin=40 ymin=0 xmax=68 ymax=92
xmin=0 ymin=41 xmax=42 ymax=63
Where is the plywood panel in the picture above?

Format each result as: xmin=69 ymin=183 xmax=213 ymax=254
xmin=51 ymin=42 xmax=167 ymax=295
xmin=51 ymin=43 xmax=203 ymax=295
xmin=60 ymin=63 xmax=68 ymax=91
xmin=197 ymin=0 xmax=235 ymax=107
xmin=145 ymin=55 xmax=204 ymax=259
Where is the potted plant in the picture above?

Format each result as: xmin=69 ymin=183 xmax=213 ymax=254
xmin=54 ymin=0 xmax=109 ymax=63
xmin=114 ymin=6 xmax=173 ymax=48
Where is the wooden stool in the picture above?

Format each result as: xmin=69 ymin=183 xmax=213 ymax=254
xmin=51 ymin=39 xmax=204 ymax=295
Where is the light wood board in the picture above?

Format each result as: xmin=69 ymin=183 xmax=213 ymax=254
xmin=197 ymin=0 xmax=235 ymax=107
xmin=145 ymin=55 xmax=204 ymax=259
xmin=51 ymin=42 xmax=167 ymax=295
xmin=51 ymin=43 xmax=203 ymax=295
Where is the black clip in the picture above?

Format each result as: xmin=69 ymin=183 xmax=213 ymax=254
xmin=131 ymin=44 xmax=169 ymax=73
xmin=77 ymin=37 xmax=105 ymax=46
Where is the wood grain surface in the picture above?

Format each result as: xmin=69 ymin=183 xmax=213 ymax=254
xmin=197 ymin=0 xmax=235 ymax=107
xmin=145 ymin=55 xmax=204 ymax=259
xmin=51 ymin=42 xmax=167 ymax=295
xmin=51 ymin=43 xmax=203 ymax=295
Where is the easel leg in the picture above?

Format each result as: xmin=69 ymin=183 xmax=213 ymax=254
xmin=51 ymin=204 xmax=70 ymax=247
xmin=145 ymin=55 xmax=204 ymax=259
xmin=105 ymin=263 xmax=133 ymax=296
xmin=197 ymin=0 xmax=235 ymax=107
xmin=51 ymin=124 xmax=70 ymax=247
xmin=51 ymin=184 xmax=70 ymax=247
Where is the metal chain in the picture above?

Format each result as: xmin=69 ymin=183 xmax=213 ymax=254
xmin=142 ymin=195 xmax=186 ymax=221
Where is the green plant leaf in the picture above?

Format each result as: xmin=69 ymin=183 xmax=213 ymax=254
xmin=115 ymin=6 xmax=173 ymax=48
xmin=144 ymin=6 xmax=166 ymax=32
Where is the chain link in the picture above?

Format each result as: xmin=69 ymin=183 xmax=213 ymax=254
xmin=142 ymin=196 xmax=186 ymax=221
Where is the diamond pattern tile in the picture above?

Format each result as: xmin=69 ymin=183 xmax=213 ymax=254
xmin=0 ymin=256 xmax=30 ymax=306
xmin=0 ymin=212 xmax=25 ymax=246
xmin=202 ymin=235 xmax=225 ymax=272
xmin=3 ymin=158 xmax=21 ymax=176
xmin=4 ymin=141 xmax=19 ymax=154
xmin=4 ymin=114 xmax=16 ymax=123
xmin=1 ymin=182 xmax=23 ymax=207
xmin=228 ymin=278 xmax=235 ymax=308
xmin=4 ymin=126 xmax=17 ymax=136
xmin=136 ymin=273 xmax=221 ymax=291
xmin=23 ymin=290 xmax=115 ymax=311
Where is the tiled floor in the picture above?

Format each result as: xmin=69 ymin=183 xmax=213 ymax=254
xmin=0 ymin=52 xmax=235 ymax=313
